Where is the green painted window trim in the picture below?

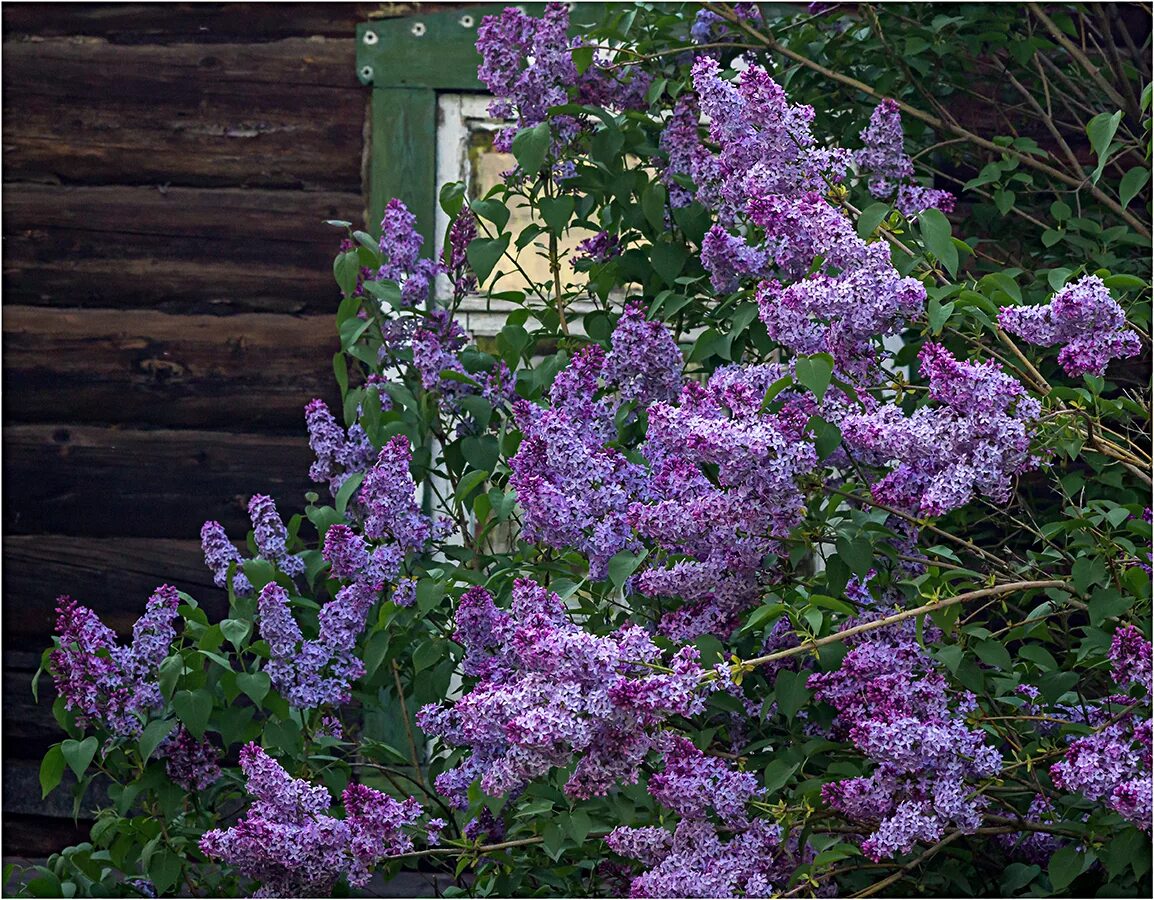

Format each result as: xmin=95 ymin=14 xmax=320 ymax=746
xmin=356 ymin=4 xmax=602 ymax=245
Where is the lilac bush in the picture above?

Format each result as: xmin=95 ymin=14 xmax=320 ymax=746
xmin=27 ymin=3 xmax=1151 ymax=898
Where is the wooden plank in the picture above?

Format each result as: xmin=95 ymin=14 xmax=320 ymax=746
xmin=3 ymin=536 xmax=226 ymax=642
xmin=2 ymin=3 xmax=388 ymax=43
xmin=2 ymin=37 xmax=366 ymax=190
xmin=3 ymin=425 xmax=316 ymax=538
xmin=369 ymin=88 xmax=436 ymax=245
xmin=2 ymin=307 xmax=342 ymax=430
xmin=3 ymin=185 xmax=361 ymax=314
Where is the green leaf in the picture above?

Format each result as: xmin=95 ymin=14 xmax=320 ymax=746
xmin=455 ymin=469 xmax=489 ymax=504
xmin=173 ymin=689 xmax=212 ymax=739
xmin=1048 ymin=845 xmax=1083 ymax=891
xmin=774 ymin=670 xmax=811 ymax=720
xmin=835 ymin=535 xmax=873 ymax=578
xmin=470 ymin=198 xmax=510 ymax=233
xmin=1119 ymin=167 xmax=1150 ymax=210
xmin=974 ymin=640 xmax=1012 ymax=670
xmin=237 ymin=672 xmax=271 ymax=706
xmin=462 ymin=434 xmax=500 ymax=473
xmin=61 ymin=737 xmax=98 ymax=780
xmin=149 ymin=850 xmax=183 ymax=896
xmin=856 ymin=201 xmax=890 ymax=238
xmin=994 ymin=188 xmax=1016 ymax=215
xmin=467 ymin=235 xmax=511 ymax=286
xmin=538 ymin=196 xmax=575 ymax=236
xmin=413 ymin=640 xmax=440 ymax=674
xmin=642 ymin=181 xmax=667 ymax=232
xmin=919 ymin=208 xmax=958 ymax=276
xmin=763 ymin=758 xmax=799 ymax=794
xmin=608 ymin=549 xmax=647 ymax=588
xmin=650 ymin=242 xmax=687 ymax=286
xmin=139 ymin=719 xmax=177 ymax=763
xmin=512 ymin=122 xmax=551 ymax=175
xmin=335 ymin=471 xmax=365 ymax=517
xmin=928 ymin=297 xmax=955 ymax=335
xmin=1001 ymin=862 xmax=1041 ymax=893
xmin=1086 ymin=111 xmax=1122 ymax=183
xmin=795 ymin=353 xmax=834 ymax=402
xmin=808 ymin=416 xmax=842 ymax=460
xmin=333 ymin=251 xmax=360 ymax=296
xmin=40 ymin=745 xmax=66 ymax=799
xmin=220 ymin=618 xmax=250 ymax=650
xmin=1103 ymin=273 xmax=1148 ymax=292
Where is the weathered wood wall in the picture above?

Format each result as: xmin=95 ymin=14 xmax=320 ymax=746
xmin=2 ymin=2 xmax=384 ymax=857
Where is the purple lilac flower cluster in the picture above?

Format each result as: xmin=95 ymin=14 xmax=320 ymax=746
xmin=659 ymin=95 xmax=719 ymax=209
xmin=378 ymin=198 xmax=443 ymax=307
xmin=855 ymin=98 xmax=955 ymax=215
xmin=417 ymin=579 xmax=711 ymax=806
xmin=248 ymin=494 xmax=305 ymax=578
xmin=257 ymin=581 xmax=377 ymax=709
xmin=158 ymin=725 xmax=222 ymax=791
xmin=998 ymin=274 xmax=1142 ymax=377
xmin=1050 ymin=625 xmax=1152 ymax=830
xmin=475 ymin=3 xmax=649 ymax=160
xmin=810 ymin=615 xmax=1002 ymax=860
xmin=447 ymin=209 xmax=478 ymax=297
xmin=200 ymin=520 xmax=253 ymax=596
xmin=632 ymin=365 xmax=818 ymax=639
xmin=200 ymin=744 xmax=423 ymax=896
xmin=572 ymin=230 xmax=621 ymax=266
xmin=304 ymin=398 xmax=376 ymax=498
xmin=840 ymin=342 xmax=1042 ymax=516
xmin=50 ymin=586 xmax=180 ymax=738
xmin=684 ymin=58 xmax=926 ymax=376
xmin=201 ymin=494 xmax=306 ymax=592
xmin=509 ymin=311 xmax=681 ymax=579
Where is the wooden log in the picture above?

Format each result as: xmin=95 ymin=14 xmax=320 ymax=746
xmin=2 ymin=3 xmax=389 ymax=43
xmin=2 ymin=306 xmax=342 ymax=430
xmin=3 ymin=536 xmax=227 ymax=642
xmin=2 ymin=36 xmax=367 ymax=190
xmin=3 ymin=424 xmax=317 ymax=538
xmin=3 ymin=185 xmax=361 ymax=314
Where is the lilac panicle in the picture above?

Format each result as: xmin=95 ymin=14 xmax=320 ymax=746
xmin=50 ymin=586 xmax=180 ymax=738
xmin=998 ymin=274 xmax=1142 ymax=377
xmin=200 ymin=744 xmax=423 ymax=896
xmin=258 ymin=581 xmax=378 ymax=709
xmin=248 ymin=494 xmax=305 ymax=577
xmin=200 ymin=520 xmax=252 ymax=596
xmin=158 ymin=725 xmax=222 ymax=792
xmin=378 ymin=198 xmax=443 ymax=307
xmin=855 ymin=98 xmax=955 ymax=215
xmin=418 ymin=579 xmax=710 ymax=807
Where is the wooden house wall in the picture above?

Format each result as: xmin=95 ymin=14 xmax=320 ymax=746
xmin=1 ymin=2 xmax=388 ymax=857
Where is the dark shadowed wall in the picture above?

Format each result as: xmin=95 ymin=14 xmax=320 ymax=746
xmin=1 ymin=1 xmax=393 ymax=857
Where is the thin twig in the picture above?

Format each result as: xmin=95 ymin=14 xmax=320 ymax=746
xmin=737 ymin=580 xmax=1067 ymax=670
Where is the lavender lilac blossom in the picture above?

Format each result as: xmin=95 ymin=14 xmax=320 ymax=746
xmin=997 ymin=274 xmax=1142 ymax=377
xmin=248 ymin=494 xmax=305 ymax=577
xmin=855 ymin=98 xmax=955 ymax=215
xmin=158 ymin=725 xmax=222 ymax=792
xmin=50 ymin=586 xmax=180 ymax=738
xmin=1050 ymin=626 xmax=1152 ymax=831
xmin=810 ymin=614 xmax=1002 ymax=860
xmin=200 ymin=520 xmax=253 ymax=596
xmin=631 ymin=365 xmax=817 ymax=639
xmin=417 ymin=578 xmax=711 ymax=806
xmin=304 ymin=398 xmax=375 ymax=498
xmin=840 ymin=342 xmax=1041 ymax=516
xmin=378 ymin=198 xmax=443 ymax=307
xmin=199 ymin=744 xmax=422 ymax=896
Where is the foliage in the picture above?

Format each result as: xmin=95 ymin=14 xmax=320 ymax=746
xmin=17 ymin=3 xmax=1152 ymax=898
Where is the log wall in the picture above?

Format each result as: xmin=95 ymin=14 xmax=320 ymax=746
xmin=2 ymin=2 xmax=385 ymax=858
